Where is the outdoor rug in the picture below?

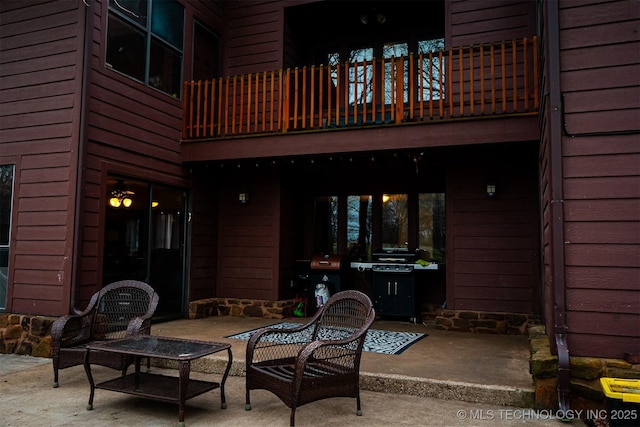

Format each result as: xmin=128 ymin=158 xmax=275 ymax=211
xmin=225 ymin=322 xmax=427 ymax=355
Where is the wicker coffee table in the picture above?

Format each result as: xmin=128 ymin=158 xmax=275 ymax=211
xmin=84 ymin=335 xmax=232 ymax=426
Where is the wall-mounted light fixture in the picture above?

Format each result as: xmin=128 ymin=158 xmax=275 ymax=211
xmin=238 ymin=192 xmax=250 ymax=204
xmin=109 ymin=180 xmax=134 ymax=208
xmin=486 ymin=184 xmax=496 ymax=198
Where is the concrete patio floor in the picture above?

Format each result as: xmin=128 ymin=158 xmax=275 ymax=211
xmin=151 ymin=316 xmax=536 ymax=406
xmin=0 ymin=316 xmax=583 ymax=426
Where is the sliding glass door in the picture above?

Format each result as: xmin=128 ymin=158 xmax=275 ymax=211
xmin=104 ymin=177 xmax=186 ymax=320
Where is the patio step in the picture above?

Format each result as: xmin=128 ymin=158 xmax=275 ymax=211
xmin=152 ymin=354 xmax=535 ymax=408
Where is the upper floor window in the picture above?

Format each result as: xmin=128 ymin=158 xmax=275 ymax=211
xmin=106 ymin=0 xmax=184 ymax=98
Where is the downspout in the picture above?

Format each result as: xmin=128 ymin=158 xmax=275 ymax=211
xmin=547 ymin=0 xmax=571 ymax=414
xmin=70 ymin=0 xmax=92 ymax=313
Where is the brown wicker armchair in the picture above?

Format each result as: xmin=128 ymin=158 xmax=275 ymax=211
xmin=245 ymin=290 xmax=375 ymax=426
xmin=51 ymin=280 xmax=159 ymax=387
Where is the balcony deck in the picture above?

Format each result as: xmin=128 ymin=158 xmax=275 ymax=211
xmin=182 ymin=37 xmax=538 ymax=143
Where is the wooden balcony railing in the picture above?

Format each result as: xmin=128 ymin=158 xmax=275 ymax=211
xmin=182 ymin=37 xmax=538 ymax=141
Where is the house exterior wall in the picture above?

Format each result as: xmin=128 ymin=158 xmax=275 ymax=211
xmin=0 ymin=0 xmax=86 ymax=315
xmin=446 ymin=143 xmax=540 ymax=314
xmin=2 ymin=0 xmax=636 ymax=363
xmin=553 ymin=0 xmax=639 ymax=359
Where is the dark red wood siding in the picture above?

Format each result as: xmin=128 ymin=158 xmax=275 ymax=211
xmin=188 ymin=169 xmax=219 ymax=302
xmin=446 ymin=143 xmax=540 ymax=313
xmin=215 ymin=170 xmax=282 ymax=301
xmin=0 ymin=0 xmax=85 ymax=315
xmin=448 ymin=0 xmax=536 ymax=46
xmin=223 ymin=0 xmax=284 ymax=76
xmin=556 ymin=0 xmax=640 ymax=359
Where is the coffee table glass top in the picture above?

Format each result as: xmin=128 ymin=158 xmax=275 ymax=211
xmin=86 ymin=336 xmax=230 ymax=360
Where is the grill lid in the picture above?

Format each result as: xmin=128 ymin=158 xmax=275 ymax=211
xmin=310 ymin=253 xmax=344 ymax=270
xmin=372 ymin=249 xmax=416 ymax=264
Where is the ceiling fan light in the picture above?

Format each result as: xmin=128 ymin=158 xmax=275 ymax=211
xmin=109 ymin=197 xmax=122 ymax=208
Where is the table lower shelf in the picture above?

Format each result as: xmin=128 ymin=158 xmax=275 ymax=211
xmin=96 ymin=372 xmax=220 ymax=403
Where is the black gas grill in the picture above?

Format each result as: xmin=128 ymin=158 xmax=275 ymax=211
xmin=371 ymin=250 xmax=418 ymax=322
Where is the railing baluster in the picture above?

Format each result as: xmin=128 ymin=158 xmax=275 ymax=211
xmin=261 ymin=71 xmax=266 ymax=132
xmin=501 ymin=41 xmax=506 ymax=113
xmin=310 ymin=65 xmax=316 ymax=128
xmin=200 ymin=80 xmax=206 ymax=138
xmin=418 ymin=53 xmax=424 ymax=120
xmin=391 ymin=57 xmax=396 ymax=122
xmin=283 ymin=68 xmax=290 ymax=132
xmin=254 ymin=72 xmax=259 ymax=132
xmin=523 ymin=38 xmax=529 ymax=111
xmin=362 ymin=61 xmax=367 ymax=124
xmin=294 ymin=67 xmax=300 ymax=129
xmin=269 ymin=71 xmax=275 ymax=131
xmin=371 ymin=57 xmax=376 ymax=124
xmin=217 ymin=78 xmax=223 ymax=136
xmin=302 ymin=66 xmax=307 ymax=129
xmin=239 ymin=75 xmax=245 ymax=134
xmin=533 ymin=36 xmax=539 ymax=110
xmin=231 ymin=76 xmax=237 ymax=134
xmin=390 ymin=57 xmax=395 ymax=122
xmin=343 ymin=62 xmax=349 ymax=126
xmin=318 ymin=65 xmax=324 ymax=127
xmin=246 ymin=73 xmax=251 ymax=133
xmin=480 ymin=44 xmax=485 ymax=114
xmin=409 ymin=53 xmax=414 ymax=120
xmin=182 ymin=81 xmax=188 ymax=139
xmin=209 ymin=79 xmax=215 ymax=137
xmin=512 ymin=39 xmax=517 ymax=111
xmin=448 ymin=48 xmax=453 ymax=117
xmin=194 ymin=81 xmax=200 ymax=138
xmin=380 ymin=58 xmax=385 ymax=123
xmin=426 ymin=52 xmax=432 ymax=119
xmin=491 ymin=44 xmax=496 ymax=114
xmin=276 ymin=69 xmax=282 ymax=131
xmin=327 ymin=64 xmax=332 ymax=127
xmin=396 ymin=57 xmax=404 ymax=123
xmin=438 ymin=50 xmax=443 ymax=118
xmin=458 ymin=47 xmax=463 ymax=116
xmin=353 ymin=61 xmax=358 ymax=125
xmin=189 ymin=81 xmax=196 ymax=138
xmin=335 ymin=63 xmax=340 ymax=126
xmin=469 ymin=46 xmax=474 ymax=116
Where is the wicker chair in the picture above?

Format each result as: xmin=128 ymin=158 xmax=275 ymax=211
xmin=245 ymin=290 xmax=375 ymax=426
xmin=50 ymin=280 xmax=159 ymax=387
